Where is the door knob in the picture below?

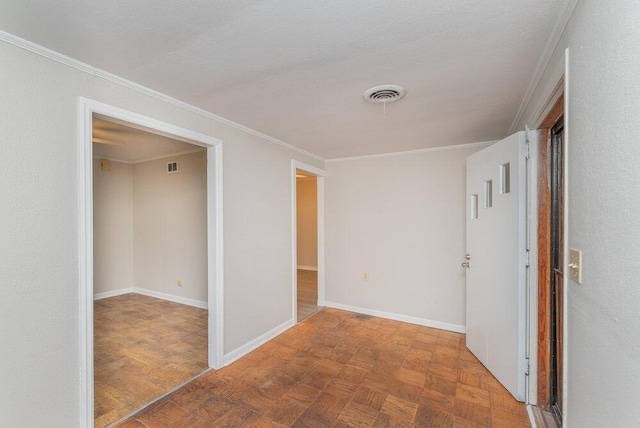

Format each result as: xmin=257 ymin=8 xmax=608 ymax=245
xmin=461 ymin=261 xmax=470 ymax=268
xmin=465 ymin=254 xmax=471 ymax=260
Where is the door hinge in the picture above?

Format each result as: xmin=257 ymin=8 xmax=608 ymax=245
xmin=525 ymin=358 xmax=530 ymax=376
xmin=525 ymin=249 xmax=530 ymax=267
xmin=525 ymin=139 xmax=531 ymax=160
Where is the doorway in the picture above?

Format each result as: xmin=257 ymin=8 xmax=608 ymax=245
xmin=535 ymin=92 xmax=565 ymax=422
xmin=549 ymin=116 xmax=565 ymax=421
xmin=296 ymin=171 xmax=318 ymax=321
xmin=291 ymin=160 xmax=326 ymax=323
xmin=79 ymin=98 xmax=224 ymax=426
xmin=91 ymin=116 xmax=209 ymax=426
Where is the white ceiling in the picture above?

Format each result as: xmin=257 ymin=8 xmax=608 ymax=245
xmin=93 ymin=117 xmax=203 ymax=163
xmin=1 ymin=1 xmax=570 ymax=159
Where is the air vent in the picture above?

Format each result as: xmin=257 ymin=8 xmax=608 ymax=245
xmin=167 ymin=161 xmax=178 ymax=173
xmin=363 ymin=84 xmax=406 ymax=104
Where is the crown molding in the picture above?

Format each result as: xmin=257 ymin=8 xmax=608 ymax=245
xmin=0 ymin=30 xmax=324 ymax=162
xmin=508 ymin=0 xmax=579 ymax=133
xmin=93 ymin=147 xmax=206 ymax=165
xmin=325 ymin=141 xmax=495 ymax=163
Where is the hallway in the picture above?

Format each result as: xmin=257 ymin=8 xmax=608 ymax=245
xmin=297 ymin=269 xmax=319 ymax=321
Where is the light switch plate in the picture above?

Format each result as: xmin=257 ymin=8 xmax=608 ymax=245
xmin=569 ymin=248 xmax=582 ymax=284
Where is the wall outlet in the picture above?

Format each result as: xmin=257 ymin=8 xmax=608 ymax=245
xmin=362 ymin=272 xmax=369 ymax=281
xmin=177 ymin=279 xmax=183 ymax=287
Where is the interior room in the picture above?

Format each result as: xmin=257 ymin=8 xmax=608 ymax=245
xmin=296 ymin=171 xmax=319 ymax=321
xmin=1 ymin=1 xmax=639 ymax=427
xmin=92 ymin=117 xmax=209 ymax=426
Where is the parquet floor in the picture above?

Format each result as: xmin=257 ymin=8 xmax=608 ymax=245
xmin=298 ymin=269 xmax=319 ymax=321
xmin=94 ymin=293 xmax=208 ymax=427
xmin=118 ymin=308 xmax=529 ymax=427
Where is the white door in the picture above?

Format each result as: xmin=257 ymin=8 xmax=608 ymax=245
xmin=465 ymin=131 xmax=527 ymax=401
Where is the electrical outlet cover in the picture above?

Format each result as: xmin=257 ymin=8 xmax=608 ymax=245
xmin=569 ymin=248 xmax=582 ymax=284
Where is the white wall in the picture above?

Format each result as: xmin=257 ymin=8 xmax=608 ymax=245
xmin=133 ymin=150 xmax=207 ymax=302
xmin=93 ymin=150 xmax=207 ymax=303
xmin=93 ymin=158 xmax=134 ymax=294
xmin=520 ymin=0 xmax=640 ymax=425
xmin=0 ymin=38 xmax=322 ymax=426
xmin=325 ymin=146 xmax=483 ymax=331
xmin=222 ymin=128 xmax=321 ymax=352
xmin=296 ymin=178 xmax=318 ymax=269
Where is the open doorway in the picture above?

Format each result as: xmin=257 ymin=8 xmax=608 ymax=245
xmin=291 ymin=161 xmax=326 ymax=323
xmin=296 ymin=171 xmax=318 ymax=321
xmin=535 ymin=93 xmax=565 ymax=425
xmin=79 ymin=99 xmax=224 ymax=427
xmin=92 ymin=116 xmax=209 ymax=426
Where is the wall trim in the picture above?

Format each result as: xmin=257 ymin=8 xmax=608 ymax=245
xmin=292 ymin=160 xmax=326 ymax=322
xmin=325 ymin=141 xmax=495 ymax=163
xmin=108 ymin=368 xmax=211 ymax=428
xmin=93 ymin=288 xmax=134 ymax=300
xmin=561 ymin=48 xmax=570 ymax=423
xmin=93 ymin=148 xmax=206 ymax=165
xmin=78 ymin=98 xmax=224 ymax=426
xmin=324 ymin=302 xmax=466 ymax=334
xmin=530 ymin=76 xmax=564 ymax=130
xmin=132 ymin=287 xmax=208 ymax=309
xmin=507 ymin=0 xmax=579 ymax=133
xmin=0 ymin=29 xmax=324 ymax=163
xmin=526 ymin=405 xmax=538 ymax=428
xmin=223 ymin=318 xmax=295 ymax=366
xmin=92 ymin=287 xmax=207 ymax=309
xmin=297 ymin=265 xmax=318 ymax=271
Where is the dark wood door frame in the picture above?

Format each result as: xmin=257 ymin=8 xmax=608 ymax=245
xmin=536 ymin=94 xmax=564 ymax=407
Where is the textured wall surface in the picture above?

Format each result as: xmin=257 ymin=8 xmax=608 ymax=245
xmin=296 ymin=178 xmax=318 ymax=269
xmin=0 ymin=39 xmax=321 ymax=426
xmin=133 ymin=151 xmax=207 ymax=302
xmin=93 ymin=151 xmax=208 ymax=301
xmin=325 ymin=146 xmax=482 ymax=330
xmin=523 ymin=0 xmax=640 ymax=425
xmin=563 ymin=1 xmax=640 ymax=425
xmin=93 ymin=159 xmax=135 ymax=294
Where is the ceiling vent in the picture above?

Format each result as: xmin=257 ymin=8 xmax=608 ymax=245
xmin=363 ymin=85 xmax=406 ymax=104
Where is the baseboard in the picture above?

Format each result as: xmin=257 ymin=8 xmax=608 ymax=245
xmin=223 ymin=318 xmax=295 ymax=366
xmin=93 ymin=286 xmax=208 ymax=309
xmin=527 ymin=405 xmax=537 ymax=428
xmin=93 ymin=287 xmax=134 ymax=300
xmin=132 ymin=287 xmax=208 ymax=309
xmin=297 ymin=265 xmax=318 ymax=271
xmin=527 ymin=404 xmax=560 ymax=428
xmin=324 ymin=301 xmax=466 ymax=334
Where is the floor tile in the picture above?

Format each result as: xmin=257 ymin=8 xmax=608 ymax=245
xmin=117 ymin=308 xmax=529 ymax=427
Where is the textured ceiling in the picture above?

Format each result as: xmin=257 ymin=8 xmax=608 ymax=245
xmin=93 ymin=117 xmax=203 ymax=163
xmin=0 ymin=1 xmax=569 ymax=159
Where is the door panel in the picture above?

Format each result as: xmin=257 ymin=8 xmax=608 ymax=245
xmin=465 ymin=131 xmax=527 ymax=401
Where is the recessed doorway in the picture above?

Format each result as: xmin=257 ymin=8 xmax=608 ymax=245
xmin=535 ymin=91 xmax=565 ymax=425
xmin=91 ymin=116 xmax=209 ymax=426
xmin=296 ymin=171 xmax=318 ymax=321
xmin=79 ymin=98 xmax=224 ymax=427
xmin=291 ymin=161 xmax=326 ymax=323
